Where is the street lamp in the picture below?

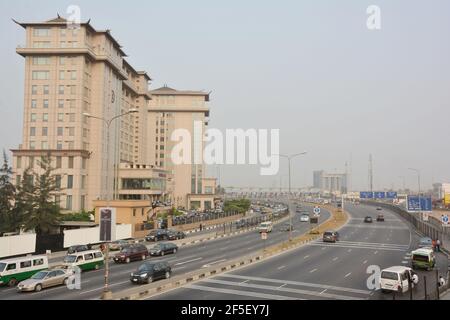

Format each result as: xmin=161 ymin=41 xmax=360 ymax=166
xmin=83 ymin=108 xmax=138 ymax=300
xmin=407 ymin=168 xmax=421 ymax=196
xmin=278 ymin=151 xmax=308 ymax=241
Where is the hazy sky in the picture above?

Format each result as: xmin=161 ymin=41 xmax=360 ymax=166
xmin=1 ymin=0 xmax=449 ymax=191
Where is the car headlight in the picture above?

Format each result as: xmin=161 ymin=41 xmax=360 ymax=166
xmin=140 ymin=273 xmax=147 ymax=278
xmin=130 ymin=273 xmax=134 ymax=276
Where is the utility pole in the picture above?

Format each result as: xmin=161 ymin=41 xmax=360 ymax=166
xmin=368 ymin=154 xmax=373 ymax=192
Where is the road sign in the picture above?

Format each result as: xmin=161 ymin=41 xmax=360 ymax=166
xmin=99 ymin=207 xmax=116 ymax=242
xmin=374 ymin=192 xmax=386 ymax=199
xmin=422 ymin=212 xmax=429 ymax=222
xmin=442 ymin=215 xmax=449 ymax=225
xmin=313 ymin=206 xmax=321 ymax=215
xmin=360 ymin=192 xmax=374 ymax=199
xmin=386 ymin=192 xmax=398 ymax=199
xmin=261 ymin=232 xmax=267 ymax=240
xmin=407 ymin=196 xmax=432 ymax=212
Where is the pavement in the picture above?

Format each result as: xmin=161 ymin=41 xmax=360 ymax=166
xmin=151 ymin=203 xmax=449 ymax=300
xmin=0 ymin=202 xmax=327 ymax=300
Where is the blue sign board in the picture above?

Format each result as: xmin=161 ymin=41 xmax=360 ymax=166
xmin=386 ymin=192 xmax=398 ymax=199
xmin=374 ymin=192 xmax=386 ymax=199
xmin=407 ymin=196 xmax=432 ymax=212
xmin=360 ymin=192 xmax=374 ymax=199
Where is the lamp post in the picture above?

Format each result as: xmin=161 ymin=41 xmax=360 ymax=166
xmin=83 ymin=109 xmax=138 ymax=300
xmin=278 ymin=151 xmax=307 ymax=241
xmin=408 ymin=168 xmax=422 ymax=215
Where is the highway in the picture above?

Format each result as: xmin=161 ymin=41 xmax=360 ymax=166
xmin=151 ymin=203 xmax=449 ymax=300
xmin=0 ymin=203 xmax=330 ymax=300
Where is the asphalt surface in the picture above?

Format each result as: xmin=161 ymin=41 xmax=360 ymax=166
xmin=151 ymin=203 xmax=449 ymax=300
xmin=0 ymin=202 xmax=329 ymax=300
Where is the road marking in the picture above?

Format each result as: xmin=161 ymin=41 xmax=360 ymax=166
xmin=220 ymin=246 xmax=229 ymax=251
xmin=79 ymin=280 xmax=130 ymax=295
xmin=247 ymin=246 xmax=255 ymax=250
xmin=332 ymin=257 xmax=338 ymax=261
xmin=304 ymin=255 xmax=310 ymax=259
xmin=174 ymin=257 xmax=203 ymax=266
xmin=374 ymin=251 xmax=378 ymax=255
xmin=320 ymin=289 xmax=327 ymax=295
xmin=202 ymin=258 xmax=227 ymax=268
xmin=402 ymin=261 xmax=409 ymax=264
xmin=321 ymin=247 xmax=326 ymax=250
xmin=363 ymin=260 xmax=368 ymax=264
xmin=277 ymin=265 xmax=286 ymax=270
xmin=240 ymin=280 xmax=249 ymax=284
xmin=347 ymin=249 xmax=352 ymax=252
xmin=278 ymin=284 xmax=287 ymax=289
xmin=344 ymin=273 xmax=352 ymax=278
xmin=309 ymin=268 xmax=317 ymax=273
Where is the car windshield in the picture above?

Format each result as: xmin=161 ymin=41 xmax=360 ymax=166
xmin=381 ymin=271 xmax=399 ymax=280
xmin=0 ymin=263 xmax=6 ymax=273
xmin=413 ymin=254 xmax=429 ymax=262
xmin=324 ymin=232 xmax=333 ymax=236
xmin=64 ymin=255 xmax=77 ymax=263
xmin=31 ymin=271 xmax=48 ymax=279
xmin=138 ymin=264 xmax=153 ymax=272
xmin=152 ymin=244 xmax=163 ymax=249
xmin=120 ymin=247 xmax=132 ymax=253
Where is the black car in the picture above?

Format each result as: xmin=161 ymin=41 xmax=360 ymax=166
xmin=145 ymin=229 xmax=169 ymax=242
xmin=376 ymin=214 xmax=385 ymax=222
xmin=130 ymin=261 xmax=172 ymax=284
xmin=166 ymin=229 xmax=186 ymax=240
xmin=149 ymin=242 xmax=179 ymax=256
xmin=67 ymin=244 xmax=91 ymax=254
xmin=364 ymin=216 xmax=373 ymax=223
xmin=376 ymin=207 xmax=382 ymax=211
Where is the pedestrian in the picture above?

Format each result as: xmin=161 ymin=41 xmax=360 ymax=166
xmin=200 ymin=223 xmax=203 ymax=231
xmin=438 ymin=275 xmax=446 ymax=288
xmin=436 ymin=239 xmax=441 ymax=252
xmin=432 ymin=239 xmax=437 ymax=252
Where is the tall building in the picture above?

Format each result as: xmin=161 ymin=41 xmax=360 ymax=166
xmin=11 ymin=16 xmax=156 ymax=212
xmin=313 ymin=170 xmax=348 ymax=194
xmin=147 ymin=86 xmax=217 ymax=210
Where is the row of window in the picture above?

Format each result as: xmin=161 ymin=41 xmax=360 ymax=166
xmin=32 ymin=41 xmax=79 ymax=48
xmin=31 ymin=98 xmax=76 ymax=109
xmin=16 ymin=156 xmax=87 ymax=170
xmin=30 ymin=126 xmax=76 ymax=137
xmin=33 ymin=27 xmax=79 ymax=37
xmin=32 ymin=56 xmax=78 ymax=66
xmin=30 ymin=113 xmax=77 ymax=122
xmin=28 ymin=140 xmax=89 ymax=150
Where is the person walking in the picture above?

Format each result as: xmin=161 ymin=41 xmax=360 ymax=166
xmin=432 ymin=239 xmax=437 ymax=252
xmin=436 ymin=239 xmax=441 ymax=252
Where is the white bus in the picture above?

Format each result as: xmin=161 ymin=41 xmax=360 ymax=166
xmin=0 ymin=255 xmax=49 ymax=287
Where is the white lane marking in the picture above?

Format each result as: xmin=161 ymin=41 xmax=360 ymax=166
xmin=309 ymin=268 xmax=317 ymax=273
xmin=174 ymin=257 xmax=203 ymax=266
xmin=79 ymin=280 xmax=130 ymax=295
xmin=321 ymin=247 xmax=326 ymax=250
xmin=374 ymin=251 xmax=378 ymax=255
xmin=172 ymin=266 xmax=187 ymax=271
xmin=240 ymin=280 xmax=249 ymax=284
xmin=363 ymin=260 xmax=368 ymax=264
xmin=277 ymin=265 xmax=286 ymax=270
xmin=183 ymin=284 xmax=301 ymax=300
xmin=331 ymin=240 xmax=409 ymax=248
xmin=401 ymin=261 xmax=409 ymax=264
xmin=344 ymin=273 xmax=352 ymax=278
xmin=304 ymin=255 xmax=310 ymax=259
xmin=220 ymin=246 xmax=229 ymax=251
xmin=202 ymin=258 xmax=227 ymax=268
xmin=247 ymin=246 xmax=255 ymax=250
xmin=278 ymin=284 xmax=287 ymax=289
xmin=332 ymin=257 xmax=338 ymax=261
xmin=320 ymin=289 xmax=327 ymax=295
xmin=348 ymin=249 xmax=352 ymax=252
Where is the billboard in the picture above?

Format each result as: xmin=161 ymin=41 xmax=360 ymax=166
xmin=99 ymin=207 xmax=117 ymax=242
xmin=407 ymin=196 xmax=432 ymax=212
xmin=374 ymin=192 xmax=386 ymax=199
xmin=386 ymin=192 xmax=398 ymax=199
xmin=360 ymin=192 xmax=374 ymax=199
xmin=444 ymin=193 xmax=450 ymax=206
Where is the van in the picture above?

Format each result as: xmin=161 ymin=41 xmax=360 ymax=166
xmin=379 ymin=266 xmax=419 ymax=293
xmin=62 ymin=250 xmax=104 ymax=272
xmin=258 ymin=221 xmax=273 ymax=233
xmin=411 ymin=248 xmax=436 ymax=270
xmin=0 ymin=255 xmax=49 ymax=287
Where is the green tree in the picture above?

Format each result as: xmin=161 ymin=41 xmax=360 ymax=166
xmin=13 ymin=167 xmax=35 ymax=233
xmin=0 ymin=151 xmax=16 ymax=234
xmin=22 ymin=155 xmax=62 ymax=235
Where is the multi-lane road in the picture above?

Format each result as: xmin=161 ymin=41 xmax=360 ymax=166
xmin=151 ymin=203 xmax=448 ymax=300
xmin=0 ymin=203 xmax=329 ymax=300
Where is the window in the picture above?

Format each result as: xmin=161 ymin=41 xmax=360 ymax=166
xmin=16 ymin=156 xmax=22 ymax=169
xmin=59 ymin=85 xmax=64 ymax=94
xmin=32 ymin=71 xmax=50 ymax=80
xmin=30 ymin=127 xmax=36 ymax=136
xmin=68 ymin=141 xmax=74 ymax=149
xmin=82 ymin=158 xmax=87 ymax=169
xmin=70 ymin=71 xmax=77 ymax=80
xmin=41 ymin=141 xmax=48 ymax=149
xmin=42 ymin=127 xmax=48 ymax=136
xmin=6 ymin=263 xmax=16 ymax=271
xmin=58 ymin=100 xmax=64 ymax=108
xmin=55 ymin=175 xmax=61 ymax=189
xmin=56 ymin=156 xmax=62 ymax=168
xmin=68 ymin=156 xmax=74 ymax=169
xmin=32 ymin=57 xmax=50 ymax=65
xmin=58 ymin=113 xmax=64 ymax=122
xmin=32 ymin=85 xmax=38 ymax=95
xmin=31 ymin=113 xmax=37 ymax=122
xmin=81 ymin=176 xmax=86 ymax=189
xmin=68 ymin=127 xmax=75 ymax=136
xmin=20 ymin=260 xmax=32 ymax=269
xmin=57 ymin=141 xmax=63 ymax=150
xmin=33 ymin=28 xmax=50 ymax=37
xmin=69 ymin=100 xmax=75 ymax=108
xmin=57 ymin=127 xmax=63 ymax=136
xmin=31 ymin=100 xmax=37 ymax=109
xmin=69 ymin=113 xmax=75 ymax=122
xmin=59 ymin=70 xmax=65 ymax=80
xmin=60 ymin=41 xmax=66 ymax=48
xmin=66 ymin=195 xmax=72 ymax=210
xmin=80 ymin=195 xmax=86 ymax=210
xmin=60 ymin=27 xmax=66 ymax=37
xmin=33 ymin=41 xmax=51 ymax=48
xmin=67 ymin=175 xmax=73 ymax=189
xmin=33 ymin=258 xmax=44 ymax=266
xmin=43 ymin=85 xmax=49 ymax=95
xmin=43 ymin=100 xmax=49 ymax=108
xmin=84 ymin=253 xmax=93 ymax=261
xmin=60 ymin=57 xmax=66 ymax=65
xmin=43 ymin=113 xmax=48 ymax=122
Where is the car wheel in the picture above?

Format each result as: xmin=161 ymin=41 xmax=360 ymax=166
xmin=7 ymin=278 xmax=17 ymax=287
xmin=126 ymin=257 xmax=131 ymax=264
xmin=173 ymin=248 xmax=177 ymax=254
xmin=142 ymin=255 xmax=146 ymax=261
xmin=35 ymin=284 xmax=42 ymax=292
xmin=95 ymin=264 xmax=100 ymax=270
xmin=147 ymin=276 xmax=153 ymax=284
xmin=161 ymin=251 xmax=165 ymax=256
xmin=63 ymin=278 xmax=69 ymax=286
xmin=165 ymin=271 xmax=171 ymax=279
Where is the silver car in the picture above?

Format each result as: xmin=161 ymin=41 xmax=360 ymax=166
xmin=17 ymin=269 xmax=70 ymax=292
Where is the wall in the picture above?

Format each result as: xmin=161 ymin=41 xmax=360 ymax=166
xmin=63 ymin=224 xmax=132 ymax=248
xmin=0 ymin=234 xmax=36 ymax=258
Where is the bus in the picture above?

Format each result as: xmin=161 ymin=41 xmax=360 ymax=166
xmin=62 ymin=250 xmax=104 ymax=272
xmin=0 ymin=255 xmax=49 ymax=287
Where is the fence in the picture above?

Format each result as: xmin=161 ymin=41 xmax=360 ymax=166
xmin=172 ymin=211 xmax=243 ymax=226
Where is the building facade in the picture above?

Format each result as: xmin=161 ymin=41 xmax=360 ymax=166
xmin=313 ymin=170 xmax=348 ymax=194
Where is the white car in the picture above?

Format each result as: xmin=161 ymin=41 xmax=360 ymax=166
xmin=300 ymin=214 xmax=310 ymax=222
xmin=379 ymin=266 xmax=418 ymax=293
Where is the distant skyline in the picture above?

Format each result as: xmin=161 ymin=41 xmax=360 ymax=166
xmin=1 ymin=0 xmax=449 ymax=192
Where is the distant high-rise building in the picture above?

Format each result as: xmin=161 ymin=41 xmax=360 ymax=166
xmin=313 ymin=170 xmax=348 ymax=194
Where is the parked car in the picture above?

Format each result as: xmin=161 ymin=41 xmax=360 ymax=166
xmin=364 ymin=216 xmax=373 ymax=223
xmin=149 ymin=243 xmax=178 ymax=256
xmin=300 ymin=214 xmax=310 ymax=222
xmin=67 ymin=245 xmax=90 ymax=255
xmin=113 ymin=244 xmax=149 ymax=264
xmin=379 ymin=266 xmax=418 ymax=293
xmin=17 ymin=269 xmax=70 ymax=292
xmin=280 ymin=223 xmax=294 ymax=232
xmin=110 ymin=240 xmax=129 ymax=251
xmin=145 ymin=229 xmax=169 ymax=242
xmin=130 ymin=261 xmax=172 ymax=284
xmin=323 ymin=230 xmax=339 ymax=243
xmin=376 ymin=214 xmax=385 ymax=222
xmin=166 ymin=229 xmax=186 ymax=240
xmin=418 ymin=237 xmax=433 ymax=248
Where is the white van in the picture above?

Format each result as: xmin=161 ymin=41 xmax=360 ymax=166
xmin=258 ymin=221 xmax=273 ymax=233
xmin=0 ymin=255 xmax=49 ymax=287
xmin=379 ymin=266 xmax=419 ymax=293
